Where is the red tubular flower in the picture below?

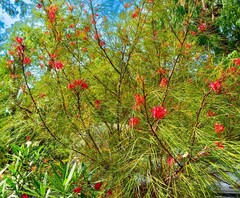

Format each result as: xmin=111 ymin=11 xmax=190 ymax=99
xmin=54 ymin=61 xmax=64 ymax=70
xmin=190 ymin=31 xmax=196 ymax=36
xmin=23 ymin=57 xmax=31 ymax=65
xmin=16 ymin=37 xmax=23 ymax=43
xmin=67 ymin=83 xmax=76 ymax=90
xmin=160 ymin=78 xmax=168 ymax=87
xmin=100 ymin=40 xmax=105 ymax=46
xmin=209 ymin=80 xmax=222 ymax=93
xmin=48 ymin=5 xmax=58 ymax=23
xmin=214 ymin=123 xmax=225 ymax=134
xmin=151 ymin=106 xmax=167 ymax=120
xmin=94 ymin=182 xmax=102 ymax=190
xmin=94 ymin=100 xmax=101 ymax=109
xmin=80 ymin=81 xmax=88 ymax=89
xmin=107 ymin=190 xmax=113 ymax=195
xmin=135 ymin=94 xmax=145 ymax=106
xmin=74 ymin=187 xmax=82 ymax=193
xmin=129 ymin=117 xmax=140 ymax=127
xmin=21 ymin=194 xmax=29 ymax=198
xmin=233 ymin=58 xmax=240 ymax=66
xmin=167 ymin=157 xmax=175 ymax=166
xmin=132 ymin=11 xmax=138 ymax=18
xmin=207 ymin=110 xmax=216 ymax=117
xmin=198 ymin=23 xmax=206 ymax=32
xmin=215 ymin=141 xmax=224 ymax=149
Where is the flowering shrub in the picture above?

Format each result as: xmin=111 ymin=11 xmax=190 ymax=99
xmin=0 ymin=0 xmax=239 ymax=197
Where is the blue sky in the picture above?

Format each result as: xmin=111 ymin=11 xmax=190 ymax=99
xmin=0 ymin=0 xmax=31 ymax=28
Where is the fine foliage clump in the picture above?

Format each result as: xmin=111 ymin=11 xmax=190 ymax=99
xmin=0 ymin=0 xmax=239 ymax=197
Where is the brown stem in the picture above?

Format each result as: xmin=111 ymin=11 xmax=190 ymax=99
xmin=191 ymin=90 xmax=211 ymax=147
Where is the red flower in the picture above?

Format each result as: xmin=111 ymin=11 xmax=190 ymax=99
xmin=48 ymin=5 xmax=58 ymax=23
xmin=190 ymin=31 xmax=196 ymax=36
xmin=214 ymin=123 xmax=225 ymax=134
xmin=54 ymin=61 xmax=64 ymax=70
xmin=132 ymin=11 xmax=138 ymax=18
xmin=207 ymin=110 xmax=216 ymax=117
xmin=129 ymin=117 xmax=140 ymax=127
xmin=16 ymin=37 xmax=23 ymax=43
xmin=160 ymin=78 xmax=168 ymax=87
xmin=209 ymin=80 xmax=222 ymax=93
xmin=227 ymin=67 xmax=236 ymax=74
xmin=185 ymin=43 xmax=192 ymax=50
xmin=233 ymin=58 xmax=240 ymax=66
xmin=8 ymin=60 xmax=14 ymax=65
xmin=68 ymin=79 xmax=88 ymax=90
xmin=100 ymin=40 xmax=105 ymax=46
xmin=157 ymin=68 xmax=166 ymax=75
xmin=94 ymin=100 xmax=101 ymax=109
xmin=26 ymin=136 xmax=31 ymax=141
xmin=69 ymin=23 xmax=75 ymax=28
xmin=198 ymin=23 xmax=206 ymax=32
xmin=107 ymin=190 xmax=113 ymax=196
xmin=94 ymin=34 xmax=101 ymax=40
xmin=78 ymin=80 xmax=88 ymax=89
xmin=167 ymin=157 xmax=175 ymax=166
xmin=215 ymin=141 xmax=224 ymax=149
xmin=94 ymin=182 xmax=102 ymax=190
xmin=21 ymin=194 xmax=29 ymax=198
xmin=36 ymin=3 xmax=42 ymax=9
xmin=151 ymin=106 xmax=167 ymax=120
xmin=134 ymin=94 xmax=145 ymax=107
xmin=23 ymin=57 xmax=31 ymax=65
xmin=67 ymin=83 xmax=76 ymax=89
xmin=74 ymin=187 xmax=82 ymax=193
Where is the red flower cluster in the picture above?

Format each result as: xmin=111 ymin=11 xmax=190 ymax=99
xmin=67 ymin=79 xmax=88 ymax=90
xmin=21 ymin=194 xmax=29 ymax=198
xmin=207 ymin=110 xmax=216 ymax=117
xmin=54 ymin=61 xmax=64 ymax=70
xmin=167 ymin=157 xmax=175 ymax=166
xmin=74 ymin=187 xmax=82 ymax=193
xmin=151 ymin=106 xmax=167 ymax=120
xmin=133 ymin=94 xmax=145 ymax=110
xmin=160 ymin=77 xmax=168 ymax=87
xmin=233 ymin=58 xmax=240 ymax=66
xmin=190 ymin=31 xmax=196 ymax=36
xmin=23 ymin=57 xmax=31 ymax=65
xmin=48 ymin=5 xmax=58 ymax=23
xmin=215 ymin=141 xmax=224 ymax=149
xmin=198 ymin=23 xmax=206 ymax=32
xmin=214 ymin=123 xmax=224 ymax=134
xmin=16 ymin=36 xmax=23 ymax=44
xmin=94 ymin=100 xmax=101 ymax=109
xmin=209 ymin=80 xmax=222 ymax=93
xmin=129 ymin=117 xmax=140 ymax=127
xmin=94 ymin=182 xmax=102 ymax=190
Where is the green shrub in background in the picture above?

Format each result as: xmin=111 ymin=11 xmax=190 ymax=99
xmin=0 ymin=142 xmax=111 ymax=197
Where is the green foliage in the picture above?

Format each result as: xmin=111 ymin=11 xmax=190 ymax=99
xmin=0 ymin=142 xmax=105 ymax=197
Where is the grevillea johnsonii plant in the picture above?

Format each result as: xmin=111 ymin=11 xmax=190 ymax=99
xmin=1 ymin=0 xmax=240 ymax=197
